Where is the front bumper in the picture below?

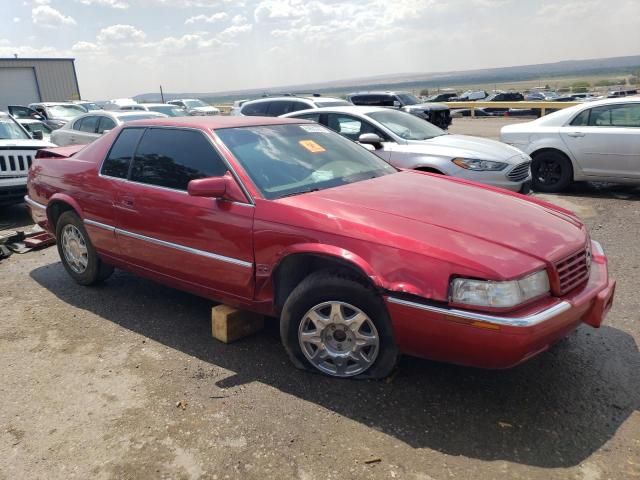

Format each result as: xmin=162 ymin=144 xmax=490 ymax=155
xmin=0 ymin=177 xmax=27 ymax=205
xmin=385 ymin=242 xmax=615 ymax=369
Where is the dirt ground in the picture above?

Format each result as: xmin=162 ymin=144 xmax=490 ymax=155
xmin=1 ymin=118 xmax=639 ymax=480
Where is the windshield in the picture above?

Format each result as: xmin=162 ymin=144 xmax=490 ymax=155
xmin=366 ymin=110 xmax=445 ymax=140
xmin=148 ymin=105 xmax=187 ymax=116
xmin=314 ymin=100 xmax=351 ymax=108
xmin=396 ymin=93 xmax=420 ymax=105
xmin=80 ymin=102 xmax=100 ymax=111
xmin=184 ymin=99 xmax=208 ymax=108
xmin=215 ymin=124 xmax=396 ymax=199
xmin=0 ymin=117 xmax=30 ymax=140
xmin=47 ymin=104 xmax=86 ymax=119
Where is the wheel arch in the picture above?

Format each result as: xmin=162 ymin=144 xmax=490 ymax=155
xmin=46 ymin=193 xmax=83 ymax=231
xmin=271 ymin=245 xmax=381 ymax=310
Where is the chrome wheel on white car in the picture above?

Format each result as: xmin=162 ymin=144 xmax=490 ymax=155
xmin=298 ymin=301 xmax=380 ymax=377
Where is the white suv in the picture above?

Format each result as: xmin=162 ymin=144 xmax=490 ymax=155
xmin=232 ymin=95 xmax=351 ymax=117
xmin=0 ymin=112 xmax=54 ymax=205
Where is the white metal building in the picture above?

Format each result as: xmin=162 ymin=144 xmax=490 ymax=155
xmin=0 ymin=58 xmax=81 ymax=110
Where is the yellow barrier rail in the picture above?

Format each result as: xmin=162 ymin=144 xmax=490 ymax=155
xmin=444 ymin=101 xmax=581 ymax=117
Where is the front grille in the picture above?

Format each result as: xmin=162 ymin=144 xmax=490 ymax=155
xmin=0 ymin=152 xmax=34 ymax=176
xmin=507 ymin=161 xmax=531 ymax=182
xmin=554 ymin=247 xmax=591 ymax=294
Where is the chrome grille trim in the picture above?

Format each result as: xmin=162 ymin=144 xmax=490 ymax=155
xmin=507 ymin=161 xmax=531 ymax=181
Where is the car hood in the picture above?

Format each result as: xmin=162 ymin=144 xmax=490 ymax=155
xmin=0 ymin=139 xmax=55 ymax=148
xmin=403 ymin=134 xmax=528 ymax=162
xmin=274 ymin=171 xmax=586 ymax=278
xmin=405 ymin=102 xmax=449 ymax=111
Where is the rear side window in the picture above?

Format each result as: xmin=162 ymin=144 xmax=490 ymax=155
xmin=97 ymin=116 xmax=116 ymax=134
xmin=101 ymin=128 xmax=145 ymax=178
xmin=266 ymin=100 xmax=311 ymax=116
xmin=77 ymin=116 xmax=99 ymax=133
xmin=130 ymin=128 xmax=227 ymax=190
xmin=241 ymin=101 xmax=269 ymax=116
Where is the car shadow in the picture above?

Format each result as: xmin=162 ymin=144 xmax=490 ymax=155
xmin=537 ymin=182 xmax=640 ymax=201
xmin=30 ymin=264 xmax=640 ymax=469
xmin=0 ymin=202 xmax=34 ymax=231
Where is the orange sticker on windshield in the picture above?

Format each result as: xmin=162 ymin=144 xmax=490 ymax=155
xmin=299 ymin=140 xmax=326 ymax=153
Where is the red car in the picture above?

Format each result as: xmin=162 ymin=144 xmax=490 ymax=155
xmin=26 ymin=116 xmax=616 ymax=378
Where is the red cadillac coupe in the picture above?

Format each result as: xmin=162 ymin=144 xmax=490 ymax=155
xmin=26 ymin=116 xmax=615 ymax=378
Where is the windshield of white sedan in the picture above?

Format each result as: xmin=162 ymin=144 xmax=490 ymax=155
xmin=366 ymin=110 xmax=445 ymax=140
xmin=0 ymin=117 xmax=30 ymax=140
xmin=216 ymin=124 xmax=396 ymax=199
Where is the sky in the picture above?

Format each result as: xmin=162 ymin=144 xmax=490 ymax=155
xmin=1 ymin=0 xmax=639 ymax=99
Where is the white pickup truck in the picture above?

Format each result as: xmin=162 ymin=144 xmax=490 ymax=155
xmin=0 ymin=112 xmax=55 ymax=206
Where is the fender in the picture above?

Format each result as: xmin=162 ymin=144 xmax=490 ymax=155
xmin=46 ymin=193 xmax=84 ymax=226
xmin=274 ymin=243 xmax=383 ymax=288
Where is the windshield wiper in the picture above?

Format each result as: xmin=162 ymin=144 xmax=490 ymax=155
xmin=278 ymin=188 xmax=320 ymax=199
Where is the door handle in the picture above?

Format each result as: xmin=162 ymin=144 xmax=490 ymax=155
xmin=567 ymin=132 xmax=585 ymax=138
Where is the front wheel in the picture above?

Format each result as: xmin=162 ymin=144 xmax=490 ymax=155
xmin=280 ymin=271 xmax=398 ymax=379
xmin=56 ymin=211 xmax=114 ymax=285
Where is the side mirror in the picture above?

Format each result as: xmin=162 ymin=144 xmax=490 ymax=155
xmin=32 ymin=131 xmax=44 ymax=140
xmin=188 ymin=176 xmax=226 ymax=198
xmin=102 ymin=129 xmax=111 ymax=135
xmin=32 ymin=113 xmax=44 ymax=120
xmin=187 ymin=174 xmax=249 ymax=203
xmin=393 ymin=100 xmax=402 ymax=108
xmin=358 ymin=133 xmax=384 ymax=150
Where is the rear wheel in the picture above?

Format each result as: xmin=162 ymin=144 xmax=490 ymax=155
xmin=280 ymin=271 xmax=398 ymax=379
xmin=56 ymin=211 xmax=114 ymax=285
xmin=531 ymin=151 xmax=573 ymax=193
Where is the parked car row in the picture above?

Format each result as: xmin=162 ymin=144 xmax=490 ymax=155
xmin=231 ymin=92 xmax=453 ymax=130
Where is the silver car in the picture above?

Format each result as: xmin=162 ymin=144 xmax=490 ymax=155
xmin=118 ymin=103 xmax=189 ymax=117
xmin=284 ymin=106 xmax=532 ymax=192
xmin=51 ymin=111 xmax=167 ymax=146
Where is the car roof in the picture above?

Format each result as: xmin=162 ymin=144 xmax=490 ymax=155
xmin=124 ymin=116 xmax=312 ymax=130
xmin=133 ymin=103 xmax=175 ymax=107
xmin=348 ymin=91 xmax=407 ymax=95
xmin=30 ymin=102 xmax=80 ymax=106
xmin=244 ymin=96 xmax=344 ymax=105
xmin=283 ymin=105 xmax=389 ymax=116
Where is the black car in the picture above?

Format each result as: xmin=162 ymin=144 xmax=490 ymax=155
xmin=426 ymin=92 xmax=458 ymax=102
xmin=481 ymin=92 xmax=525 ymax=114
xmin=346 ymin=91 xmax=452 ymax=129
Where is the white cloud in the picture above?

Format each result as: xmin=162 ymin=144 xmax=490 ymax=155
xmin=97 ymin=24 xmax=147 ymax=43
xmin=219 ymin=23 xmax=253 ymax=39
xmin=78 ymin=0 xmax=130 ymax=8
xmin=231 ymin=14 xmax=247 ymax=25
xmin=32 ymin=5 xmax=77 ymax=27
xmin=185 ymin=12 xmax=228 ymax=24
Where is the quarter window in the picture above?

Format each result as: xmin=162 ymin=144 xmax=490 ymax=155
xmin=97 ymin=116 xmax=116 ymax=134
xmin=130 ymin=128 xmax=227 ymax=190
xmin=77 ymin=116 xmax=99 ymax=133
xmin=101 ymin=128 xmax=145 ymax=178
xmin=570 ymin=109 xmax=590 ymax=126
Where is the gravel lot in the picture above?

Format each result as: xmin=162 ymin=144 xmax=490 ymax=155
xmin=1 ymin=117 xmax=638 ymax=480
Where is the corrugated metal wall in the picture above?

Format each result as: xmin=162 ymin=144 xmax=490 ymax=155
xmin=0 ymin=59 xmax=80 ymax=103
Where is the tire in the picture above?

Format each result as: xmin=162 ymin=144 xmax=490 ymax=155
xmin=55 ymin=211 xmax=114 ymax=286
xmin=531 ymin=151 xmax=573 ymax=193
xmin=280 ymin=270 xmax=398 ymax=379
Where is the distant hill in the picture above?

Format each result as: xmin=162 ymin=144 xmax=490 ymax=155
xmin=134 ymin=54 xmax=640 ymax=103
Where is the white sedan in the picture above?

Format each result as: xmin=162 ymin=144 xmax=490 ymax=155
xmin=284 ymin=106 xmax=532 ymax=192
xmin=51 ymin=111 xmax=166 ymax=147
xmin=501 ymin=97 xmax=640 ymax=192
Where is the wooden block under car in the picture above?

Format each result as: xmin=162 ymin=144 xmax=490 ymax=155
xmin=211 ymin=305 xmax=264 ymax=343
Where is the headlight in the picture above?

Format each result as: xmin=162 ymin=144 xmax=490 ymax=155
xmin=450 ymin=270 xmax=550 ymax=308
xmin=452 ymin=158 xmax=508 ymax=171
